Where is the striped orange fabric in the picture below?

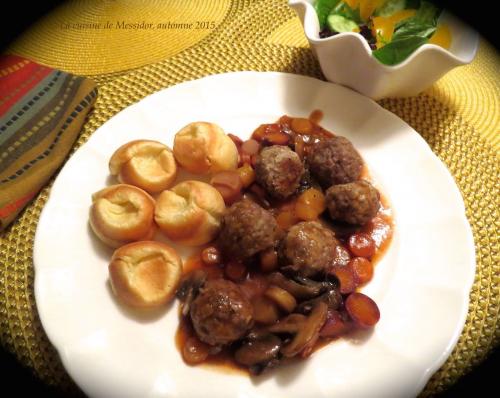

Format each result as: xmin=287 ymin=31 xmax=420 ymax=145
xmin=0 ymin=55 xmax=97 ymax=230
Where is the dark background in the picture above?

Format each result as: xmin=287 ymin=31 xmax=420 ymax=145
xmin=0 ymin=0 xmax=498 ymax=396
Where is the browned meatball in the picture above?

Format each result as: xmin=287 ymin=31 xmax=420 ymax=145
xmin=190 ymin=279 xmax=254 ymax=346
xmin=255 ymin=145 xmax=304 ymax=199
xmin=307 ymin=137 xmax=363 ymax=187
xmin=326 ymin=180 xmax=380 ymax=225
xmin=280 ymin=221 xmax=340 ymax=278
xmin=217 ymin=199 xmax=279 ymax=259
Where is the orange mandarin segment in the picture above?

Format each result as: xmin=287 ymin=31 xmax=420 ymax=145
xmin=342 ymin=0 xmax=360 ymax=9
xmin=360 ymin=0 xmax=384 ymax=21
xmin=428 ymin=24 xmax=451 ymax=49
xmin=372 ymin=9 xmax=416 ymax=49
xmin=372 ymin=16 xmax=395 ymax=48
xmin=391 ymin=9 xmax=417 ymax=23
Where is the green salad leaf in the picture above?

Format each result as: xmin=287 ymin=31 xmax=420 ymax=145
xmin=372 ymin=0 xmax=441 ymax=65
xmin=411 ymin=0 xmax=440 ymax=24
xmin=315 ymin=0 xmax=341 ymax=29
xmin=329 ymin=2 xmax=362 ymax=24
xmin=393 ymin=20 xmax=437 ymax=40
xmin=323 ymin=1 xmax=362 ymax=33
xmin=327 ymin=14 xmax=359 ymax=32
xmin=372 ymin=36 xmax=429 ymax=64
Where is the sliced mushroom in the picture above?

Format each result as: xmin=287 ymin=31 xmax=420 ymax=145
xmin=253 ymin=296 xmax=280 ymax=325
xmin=267 ymin=272 xmax=322 ymax=299
xmin=267 ymin=314 xmax=307 ymax=334
xmin=268 ymin=301 xmax=328 ymax=358
xmin=293 ymin=273 xmax=339 ymax=292
xmin=249 ymin=357 xmax=282 ymax=375
xmin=297 ymin=289 xmax=342 ymax=314
xmin=264 ymin=285 xmax=297 ymax=313
xmin=267 ymin=272 xmax=339 ymax=300
xmin=234 ymin=333 xmax=282 ymax=367
xmin=175 ymin=269 xmax=207 ymax=316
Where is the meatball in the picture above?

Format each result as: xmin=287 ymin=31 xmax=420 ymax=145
xmin=326 ymin=180 xmax=380 ymax=225
xmin=255 ymin=145 xmax=304 ymax=199
xmin=280 ymin=221 xmax=340 ymax=278
xmin=307 ymin=137 xmax=363 ymax=187
xmin=218 ymin=199 xmax=279 ymax=259
xmin=190 ymin=279 xmax=254 ymax=346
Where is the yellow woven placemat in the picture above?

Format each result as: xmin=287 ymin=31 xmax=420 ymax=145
xmin=1 ymin=0 xmax=499 ymax=396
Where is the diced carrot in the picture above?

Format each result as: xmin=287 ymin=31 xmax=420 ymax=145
xmin=349 ymin=257 xmax=373 ymax=285
xmin=251 ymin=125 xmax=267 ymax=142
xmin=295 ymin=188 xmax=326 ymax=221
xmin=294 ymin=202 xmax=318 ymax=221
xmin=330 ymin=266 xmax=357 ymax=294
xmin=291 ymin=118 xmax=313 ymax=134
xmin=320 ymin=310 xmax=352 ymax=338
xmin=211 ymin=170 xmax=243 ymax=205
xmin=236 ymin=164 xmax=255 ymax=188
xmin=252 ymin=123 xmax=281 ymax=141
xmin=276 ymin=210 xmax=298 ymax=230
xmin=277 ymin=199 xmax=296 ymax=212
xmin=262 ymin=131 xmax=290 ymax=146
xmin=241 ymin=139 xmax=260 ymax=155
xmin=332 ymin=245 xmax=351 ymax=268
xmin=259 ymin=247 xmax=279 ymax=273
xmin=215 ymin=185 xmax=242 ymax=205
xmin=345 ymin=292 xmax=380 ymax=328
xmin=347 ymin=232 xmax=376 ymax=258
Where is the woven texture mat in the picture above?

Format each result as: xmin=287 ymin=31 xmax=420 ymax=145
xmin=1 ymin=0 xmax=499 ymax=396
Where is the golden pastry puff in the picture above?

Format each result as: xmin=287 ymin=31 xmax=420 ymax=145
xmin=173 ymin=122 xmax=238 ymax=174
xmin=154 ymin=180 xmax=225 ymax=246
xmin=109 ymin=140 xmax=177 ymax=194
xmin=109 ymin=241 xmax=182 ymax=308
xmin=89 ymin=184 xmax=155 ymax=248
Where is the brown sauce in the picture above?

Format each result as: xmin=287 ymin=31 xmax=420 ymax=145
xmin=175 ymin=111 xmax=394 ymax=373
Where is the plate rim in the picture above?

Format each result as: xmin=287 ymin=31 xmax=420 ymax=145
xmin=33 ymin=71 xmax=476 ymax=397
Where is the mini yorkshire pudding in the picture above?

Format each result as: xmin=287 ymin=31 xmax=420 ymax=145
xmin=89 ymin=184 xmax=155 ymax=248
xmin=173 ymin=122 xmax=238 ymax=174
xmin=109 ymin=241 xmax=183 ymax=308
xmin=154 ymin=180 xmax=225 ymax=246
xmin=109 ymin=140 xmax=177 ymax=194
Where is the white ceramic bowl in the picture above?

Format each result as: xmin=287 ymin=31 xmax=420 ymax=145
xmin=289 ymin=0 xmax=479 ymax=99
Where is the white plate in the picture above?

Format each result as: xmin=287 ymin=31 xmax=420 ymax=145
xmin=34 ymin=72 xmax=475 ymax=398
